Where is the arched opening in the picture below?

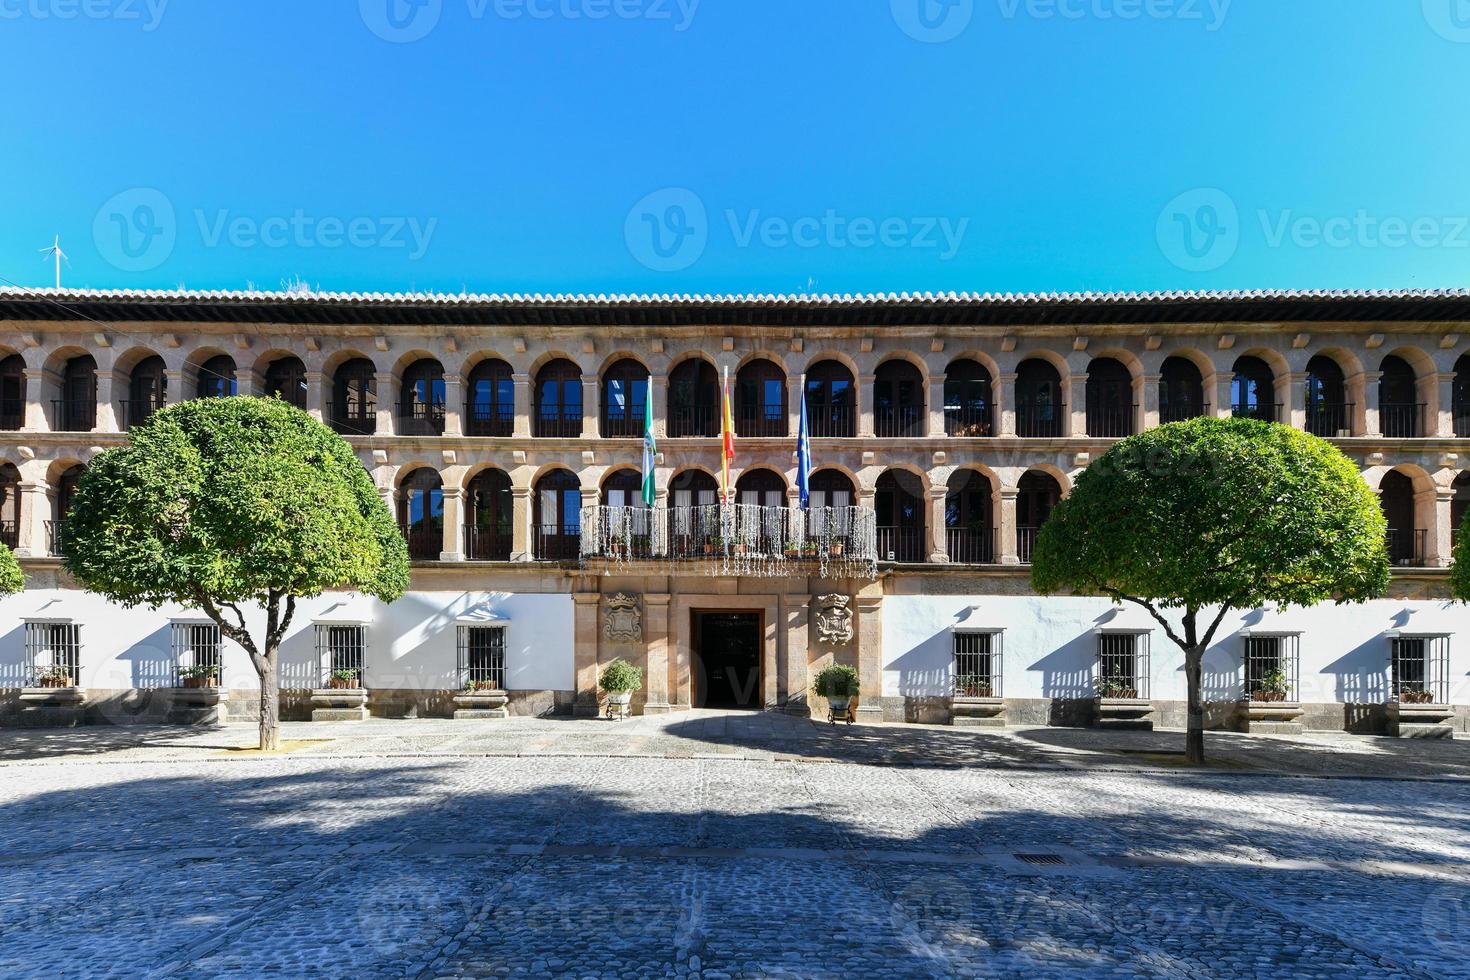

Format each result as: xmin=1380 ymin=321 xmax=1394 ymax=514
xmin=196 ymin=354 xmax=238 ymax=400
xmin=49 ymin=464 xmax=84 ymax=555
xmin=735 ymin=358 xmax=787 ymax=438
xmin=466 ymin=358 xmax=514 ymax=437
xmin=330 ymin=358 xmax=378 ymax=436
xmin=944 ymin=359 xmax=993 ymax=437
xmin=0 ymin=463 xmax=19 ymax=548
xmin=58 ymin=355 xmax=97 ymax=432
xmin=873 ymin=359 xmax=924 ymax=438
xmin=807 ymin=469 xmax=856 ymax=547
xmin=263 ymin=356 xmax=308 ymax=410
xmin=805 ymin=360 xmax=855 ymax=438
xmin=466 ymin=468 xmax=513 ymax=561
xmin=534 ymin=359 xmax=584 ymax=438
xmin=600 ymin=467 xmax=655 ymax=556
xmin=1085 ymin=357 xmax=1134 ymax=438
xmin=396 ymin=468 xmax=444 ymax=561
xmin=667 ymin=469 xmax=719 ymax=556
xmin=946 ymin=470 xmax=994 ymax=564
xmin=1452 ymin=472 xmax=1470 ymax=553
xmin=876 ymin=470 xmax=924 ymax=562
xmin=1379 ymin=355 xmax=1423 ymax=438
xmin=399 ymin=358 xmax=446 ymax=436
xmin=1017 ymin=470 xmax=1062 ymax=564
xmin=601 ymin=359 xmax=649 ymax=439
xmin=1159 ymin=356 xmax=1205 ymax=423
xmin=533 ymin=469 xmax=582 ymax=560
xmin=125 ymin=355 xmax=167 ymax=430
xmin=1305 ymin=355 xmax=1350 ymax=437
xmin=0 ymin=355 xmax=24 ymax=430
xmin=1379 ymin=470 xmax=1424 ymax=567
xmin=668 ymin=358 xmax=719 ymax=438
xmin=1016 ymin=359 xmax=1062 ymax=437
xmin=1231 ymin=356 xmax=1278 ymax=422
xmin=735 ymin=469 xmax=787 ymax=556
xmin=1454 ymin=355 xmax=1470 ymax=437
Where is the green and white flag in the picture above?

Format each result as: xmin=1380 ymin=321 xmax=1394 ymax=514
xmin=641 ymin=379 xmax=657 ymax=507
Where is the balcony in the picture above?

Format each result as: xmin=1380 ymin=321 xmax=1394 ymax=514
xmin=1456 ymin=406 xmax=1470 ymax=438
xmin=735 ymin=411 xmax=787 ymax=439
xmin=119 ymin=397 xmax=166 ymax=431
xmin=1306 ymin=402 xmax=1354 ymax=437
xmin=1386 ymin=528 xmax=1428 ymax=568
xmin=874 ymin=405 xmax=923 ymax=438
xmin=668 ymin=404 xmax=717 ymax=438
xmin=944 ymin=404 xmax=992 ymax=437
xmin=45 ymin=520 xmax=67 ymax=556
xmin=1379 ymin=403 xmax=1426 ymax=439
xmin=399 ymin=523 xmax=443 ymax=561
xmin=807 ymin=403 xmax=854 ymax=439
xmin=534 ymin=414 xmax=583 ymax=439
xmin=465 ymin=401 xmax=514 ymax=438
xmin=464 ymin=524 xmax=512 ymax=561
xmin=1016 ymin=404 xmax=1063 ymax=438
xmin=51 ymin=399 xmax=96 ymax=432
xmin=331 ymin=407 xmax=377 ymax=436
xmin=877 ymin=525 xmax=924 ymax=563
xmin=1017 ymin=526 xmax=1042 ymax=564
xmin=535 ymin=525 xmax=582 ymax=561
xmin=0 ymin=397 xmax=22 ymax=430
xmin=0 ymin=520 xmax=16 ymax=549
xmin=945 ymin=527 xmax=995 ymax=564
xmin=1159 ymin=402 xmax=1209 ymax=424
xmin=1231 ymin=401 xmax=1281 ymax=423
xmin=580 ymin=504 xmax=878 ymax=577
xmin=397 ymin=401 xmax=446 ymax=437
xmin=1086 ymin=403 xmax=1136 ymax=439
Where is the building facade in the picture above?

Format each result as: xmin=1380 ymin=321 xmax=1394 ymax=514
xmin=1 ymin=288 xmax=1467 ymax=733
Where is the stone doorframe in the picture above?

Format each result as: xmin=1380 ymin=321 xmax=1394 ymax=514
xmin=671 ymin=595 xmax=781 ymax=711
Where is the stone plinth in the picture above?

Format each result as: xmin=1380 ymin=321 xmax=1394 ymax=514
xmin=1244 ymin=700 xmax=1304 ymax=735
xmin=1389 ymin=702 xmax=1456 ymax=739
xmin=952 ymin=696 xmax=1006 ymax=728
xmin=18 ymin=687 xmax=86 ymax=728
xmin=169 ymin=686 xmax=229 ymax=726
xmin=453 ymin=690 xmax=510 ymax=720
xmin=1096 ymin=698 xmax=1154 ymax=731
xmin=310 ymin=688 xmax=369 ymax=722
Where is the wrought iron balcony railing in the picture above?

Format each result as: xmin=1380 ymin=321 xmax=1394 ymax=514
xmin=1159 ymin=402 xmax=1209 ymax=424
xmin=1306 ymin=402 xmax=1354 ymax=437
xmin=1231 ymin=401 xmax=1281 ymax=423
xmin=1386 ymin=528 xmax=1428 ymax=568
xmin=945 ymin=527 xmax=995 ymax=564
xmin=944 ymin=404 xmax=993 ymax=437
xmin=51 ymin=399 xmax=96 ymax=432
xmin=397 ymin=401 xmax=446 ymax=436
xmin=1379 ymin=402 xmax=1426 ymax=439
xmin=465 ymin=524 xmax=513 ymax=561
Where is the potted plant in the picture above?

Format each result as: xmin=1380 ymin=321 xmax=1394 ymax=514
xmin=1250 ymin=667 xmax=1290 ymax=703
xmin=1400 ymin=688 xmax=1436 ymax=705
xmin=599 ymin=658 xmax=643 ymax=720
xmin=829 ymin=540 xmax=846 ymax=557
xmin=1095 ymin=671 xmax=1152 ymax=730
xmin=33 ymin=664 xmax=74 ymax=689
xmin=1096 ymin=673 xmax=1138 ymax=700
xmin=814 ymin=663 xmax=860 ymax=725
xmin=956 ymin=673 xmax=992 ymax=698
xmin=454 ymin=677 xmax=510 ymax=719
xmin=328 ymin=668 xmax=361 ymax=690
xmin=178 ymin=664 xmax=220 ymax=689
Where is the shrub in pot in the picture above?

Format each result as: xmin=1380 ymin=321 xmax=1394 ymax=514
xmin=814 ymin=663 xmax=860 ymax=723
xmin=599 ymin=658 xmax=643 ymax=717
xmin=1096 ymin=673 xmax=1138 ymax=700
xmin=178 ymin=664 xmax=220 ymax=689
xmin=956 ymin=673 xmax=992 ymax=698
xmin=1251 ymin=667 xmax=1291 ymax=703
xmin=328 ymin=668 xmax=361 ymax=690
xmin=33 ymin=665 xmax=73 ymax=689
xmin=1399 ymin=688 xmax=1436 ymax=705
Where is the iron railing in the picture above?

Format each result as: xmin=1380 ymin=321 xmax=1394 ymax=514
xmin=1305 ymin=402 xmax=1354 ymax=437
xmin=668 ymin=403 xmax=717 ymax=438
xmin=330 ymin=407 xmax=377 ymax=436
xmin=1390 ymin=635 xmax=1450 ymax=704
xmin=735 ymin=411 xmax=787 ymax=438
xmin=45 ymin=520 xmax=66 ymax=556
xmin=119 ymin=397 xmax=166 ymax=431
xmin=1455 ymin=407 xmax=1470 ymax=438
xmin=808 ymin=402 xmax=855 ymax=438
xmin=0 ymin=520 xmax=17 ymax=549
xmin=877 ymin=525 xmax=924 ymax=563
xmin=953 ymin=630 xmax=1002 ymax=698
xmin=600 ymin=409 xmax=646 ymax=439
xmin=51 ymin=399 xmax=96 ymax=432
xmin=1159 ymin=401 xmax=1209 ymax=424
xmin=1086 ymin=403 xmax=1136 ymax=438
xmin=171 ymin=622 xmax=223 ymax=687
xmin=1097 ymin=631 xmax=1151 ymax=699
xmin=533 ymin=414 xmax=583 ymax=439
xmin=1016 ymin=404 xmax=1064 ymax=438
xmin=457 ymin=625 xmax=506 ymax=691
xmin=535 ymin=524 xmax=582 ymax=561
xmin=25 ymin=621 xmax=81 ymax=687
xmin=874 ymin=405 xmax=924 ymax=438
xmin=945 ymin=527 xmax=995 ymax=564
xmin=399 ymin=523 xmax=442 ymax=561
xmin=1386 ymin=528 xmax=1428 ymax=567
xmin=465 ymin=524 xmax=512 ymax=561
xmin=1231 ymin=401 xmax=1280 ymax=423
xmin=315 ymin=624 xmax=366 ymax=688
xmin=1379 ymin=402 xmax=1426 ymax=439
xmin=1243 ymin=633 xmax=1300 ymax=702
xmin=0 ymin=397 xmax=23 ymax=430
xmin=397 ymin=401 xmax=446 ymax=436
xmin=465 ymin=400 xmax=515 ymax=437
xmin=1017 ymin=526 xmax=1042 ymax=564
xmin=944 ymin=403 xmax=993 ymax=437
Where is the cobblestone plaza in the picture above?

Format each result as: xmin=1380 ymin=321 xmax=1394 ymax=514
xmin=3 ymin=714 xmax=1469 ymax=978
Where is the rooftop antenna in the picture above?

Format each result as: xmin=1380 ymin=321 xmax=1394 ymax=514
xmin=39 ymin=236 xmax=69 ymax=289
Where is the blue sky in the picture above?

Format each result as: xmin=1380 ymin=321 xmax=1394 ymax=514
xmin=2 ymin=0 xmax=1469 ymax=295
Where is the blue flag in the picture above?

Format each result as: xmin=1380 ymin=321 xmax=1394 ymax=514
xmin=796 ymin=374 xmax=812 ymax=509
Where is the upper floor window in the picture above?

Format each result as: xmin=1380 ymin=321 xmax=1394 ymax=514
xmin=399 ymin=358 xmax=446 ymax=436
xmin=0 ymin=463 xmax=19 ymax=549
xmin=1231 ymin=356 xmax=1277 ymax=422
xmin=735 ymin=359 xmax=786 ymax=438
xmin=1017 ymin=469 xmax=1061 ymax=564
xmin=58 ymin=355 xmax=97 ymax=432
xmin=1453 ymin=472 xmax=1469 ymax=552
xmin=668 ymin=358 xmax=719 ymax=438
xmin=0 ymin=355 xmax=24 ymax=430
xmin=1158 ymin=356 xmax=1205 ymax=424
xmin=1454 ymin=354 xmax=1470 ymax=437
xmin=873 ymin=360 xmax=924 ymax=438
xmin=397 ymin=468 xmax=444 ymax=561
xmin=467 ymin=359 xmax=514 ymax=438
xmin=196 ymin=355 xmax=238 ymax=400
xmin=875 ymin=469 xmax=924 ymax=562
xmin=263 ymin=356 xmax=308 ymax=410
xmin=331 ymin=358 xmax=377 ymax=436
xmin=943 ymin=359 xmax=992 ymax=437
xmin=804 ymin=360 xmax=855 ymax=438
xmin=534 ymin=359 xmax=583 ymax=438
xmin=945 ymin=469 xmax=994 ymax=564
xmin=49 ymin=464 xmax=84 ymax=556
xmin=601 ymin=359 xmax=649 ymax=439
xmin=1305 ymin=355 xmax=1349 ymax=437
xmin=1085 ymin=357 xmax=1134 ymax=438
xmin=1378 ymin=355 xmax=1422 ymax=438
xmin=534 ymin=469 xmax=582 ymax=561
xmin=466 ymin=468 xmax=513 ymax=561
xmin=1015 ymin=359 xmax=1062 ymax=438
xmin=126 ymin=355 xmax=167 ymax=430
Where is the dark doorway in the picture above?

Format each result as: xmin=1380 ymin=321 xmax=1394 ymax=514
xmin=694 ymin=612 xmax=763 ymax=709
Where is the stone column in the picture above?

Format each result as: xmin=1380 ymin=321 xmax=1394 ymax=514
xmin=164 ymin=369 xmax=185 ymax=410
xmin=780 ymin=593 xmax=811 ymax=716
xmin=857 ymin=373 xmax=876 ymax=437
xmin=1141 ymin=373 xmax=1160 ymax=431
xmin=375 ymin=372 xmax=395 ymax=436
xmin=927 ymin=486 xmax=949 ymax=563
xmin=650 ymin=373 xmax=668 ymax=440
xmin=14 ymin=481 xmax=45 ymax=558
xmin=1362 ymin=370 xmax=1383 ymax=437
xmin=442 ymin=374 xmax=463 ymax=437
xmin=510 ymin=486 xmax=532 ymax=562
xmin=440 ymin=487 xmax=465 ymax=562
xmin=234 ymin=367 xmax=257 ymax=397
xmin=854 ymin=592 xmax=884 ymax=723
xmin=787 ymin=374 xmax=805 ymax=438
xmin=581 ymin=374 xmax=600 ymax=439
xmin=995 ymin=372 xmax=1017 ymax=436
xmin=927 ymin=375 xmax=947 ymax=437
xmin=573 ymin=593 xmax=602 ymax=717
xmin=1428 ymin=487 xmax=1455 ymax=568
xmin=1068 ymin=378 xmax=1087 ymax=437
xmin=512 ymin=373 xmax=532 ymax=437
xmin=1436 ymin=372 xmax=1457 ymax=437
xmin=997 ymin=487 xmax=1020 ymax=565
xmin=22 ymin=369 xmax=45 ymax=431
xmin=95 ymin=370 xmax=118 ymax=432
xmin=1214 ymin=376 xmax=1234 ymax=419
xmin=1345 ymin=372 xmax=1367 ymax=436
xmin=305 ymin=371 xmax=326 ymax=422
xmin=643 ymin=594 xmax=672 ymax=714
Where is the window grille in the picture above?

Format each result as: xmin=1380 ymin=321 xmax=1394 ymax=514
xmin=315 ymin=624 xmax=366 ymax=688
xmin=1242 ymin=633 xmax=1300 ymax=702
xmin=1096 ymin=631 xmax=1150 ymax=699
xmin=1390 ymin=635 xmax=1450 ymax=704
xmin=953 ymin=630 xmax=1002 ymax=698
xmin=25 ymin=621 xmax=81 ymax=687
xmin=172 ymin=622 xmax=223 ymax=686
xmin=457 ymin=626 xmax=507 ymax=691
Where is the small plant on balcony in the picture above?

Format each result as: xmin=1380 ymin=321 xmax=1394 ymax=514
xmin=828 ymin=540 xmax=846 ymax=557
xmin=178 ymin=664 xmax=220 ymax=689
xmin=1096 ymin=672 xmax=1138 ymax=700
xmin=32 ymin=665 xmax=74 ymax=689
xmin=1251 ymin=667 xmax=1291 ymax=703
xmin=463 ymin=678 xmax=500 ymax=694
xmin=1399 ymin=688 xmax=1436 ymax=705
xmin=955 ymin=673 xmax=992 ymax=698
xmin=328 ymin=668 xmax=362 ymax=690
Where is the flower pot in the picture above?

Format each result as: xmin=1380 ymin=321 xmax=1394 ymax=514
xmin=183 ymin=676 xmax=218 ymax=689
xmin=327 ymin=679 xmax=360 ymax=691
xmin=827 ymin=695 xmax=851 ymax=723
xmin=604 ymin=690 xmax=634 ymax=721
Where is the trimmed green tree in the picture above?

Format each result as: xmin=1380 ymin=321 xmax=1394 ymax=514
xmin=1454 ymin=507 xmax=1470 ymax=602
xmin=0 ymin=541 xmax=23 ymax=597
xmin=1031 ymin=417 xmax=1390 ymax=764
xmin=63 ymin=397 xmax=409 ymax=750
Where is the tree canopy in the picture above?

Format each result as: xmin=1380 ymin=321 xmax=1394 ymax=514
xmin=1453 ymin=506 xmax=1470 ymax=602
xmin=0 ymin=542 xmax=22 ymax=597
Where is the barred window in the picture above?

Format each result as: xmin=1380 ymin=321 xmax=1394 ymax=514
xmin=457 ymin=626 xmax=507 ymax=691
xmin=171 ymin=622 xmax=223 ymax=686
xmin=953 ymin=630 xmax=1002 ymax=697
xmin=1096 ymin=631 xmax=1150 ymax=699
xmin=316 ymin=624 xmax=367 ymax=688
xmin=25 ymin=621 xmax=81 ymax=687
xmin=1243 ymin=634 xmax=1300 ymax=703
xmin=1391 ymin=635 xmax=1450 ymax=704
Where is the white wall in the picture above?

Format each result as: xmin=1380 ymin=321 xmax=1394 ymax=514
xmin=882 ymin=595 xmax=1469 ymax=704
xmin=0 ymin=590 xmax=575 ymax=693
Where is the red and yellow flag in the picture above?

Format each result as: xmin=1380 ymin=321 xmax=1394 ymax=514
xmin=720 ymin=366 xmax=735 ymax=504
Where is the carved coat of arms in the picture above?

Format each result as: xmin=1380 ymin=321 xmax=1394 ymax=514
xmin=815 ymin=594 xmax=854 ymax=646
xmin=603 ymin=593 xmax=643 ymax=643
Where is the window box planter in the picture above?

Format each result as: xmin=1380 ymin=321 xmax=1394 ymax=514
xmin=1243 ymin=699 xmax=1304 ymax=735
xmin=952 ymin=695 xmax=1005 ymax=728
xmin=310 ymin=687 xmax=369 ymax=722
xmin=453 ymin=688 xmax=510 ymax=720
xmin=1388 ymin=700 xmax=1456 ymax=739
xmin=1095 ymin=697 xmax=1154 ymax=731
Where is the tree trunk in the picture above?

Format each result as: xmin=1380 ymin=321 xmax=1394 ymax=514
xmin=258 ymin=646 xmax=280 ymax=752
xmin=1184 ymin=645 xmax=1205 ymax=765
